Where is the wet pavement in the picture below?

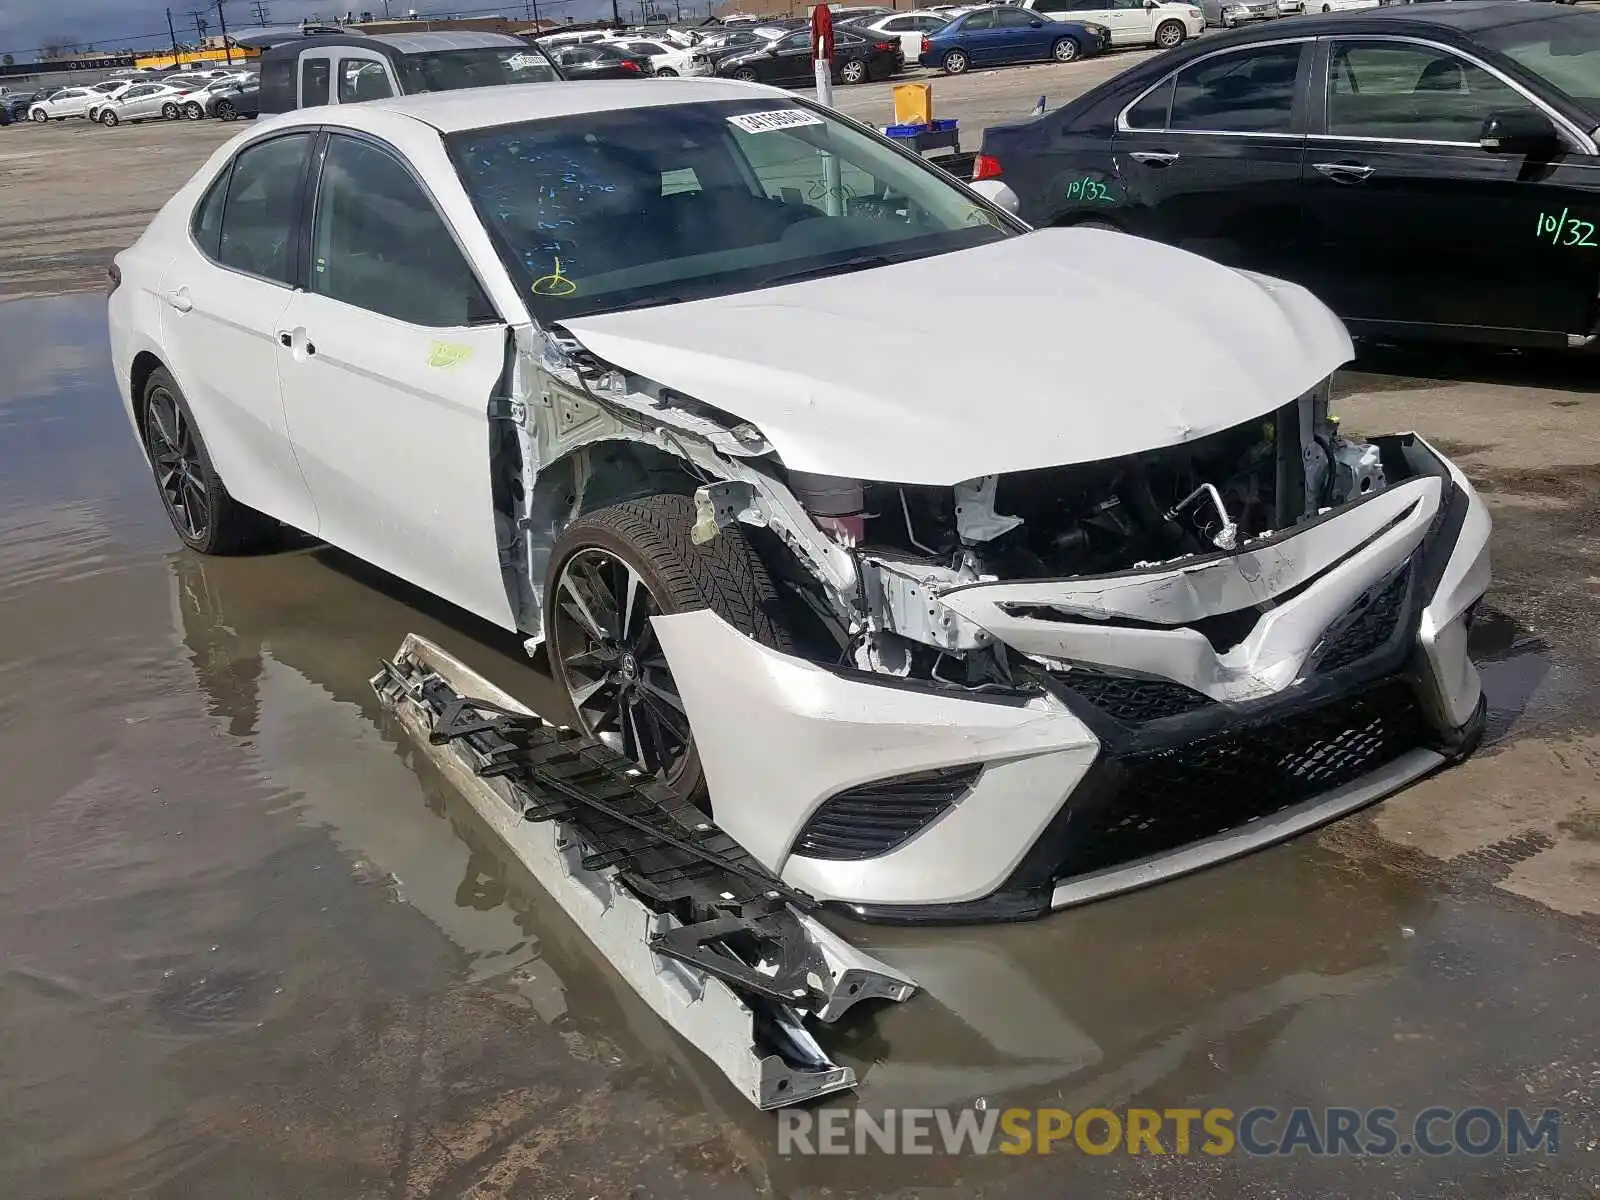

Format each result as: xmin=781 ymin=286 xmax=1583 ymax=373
xmin=2 ymin=294 xmax=1598 ymax=1198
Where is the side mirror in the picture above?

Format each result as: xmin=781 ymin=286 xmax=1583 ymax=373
xmin=969 ymin=178 xmax=1021 ymax=215
xmin=1479 ymin=107 xmax=1560 ymax=156
xmin=1145 ymin=0 xmax=1158 ymax=8
xmin=1029 ymin=17 xmax=1045 ymax=24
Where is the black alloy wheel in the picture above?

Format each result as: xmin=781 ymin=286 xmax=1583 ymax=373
xmin=144 ymin=384 xmax=211 ymax=545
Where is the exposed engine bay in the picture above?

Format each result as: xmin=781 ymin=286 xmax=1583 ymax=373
xmin=508 ymin=326 xmax=1404 ymax=693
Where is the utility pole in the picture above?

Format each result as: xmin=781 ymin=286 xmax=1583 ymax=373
xmin=215 ymin=0 xmax=233 ymax=62
xmin=612 ymin=0 xmax=621 ymax=27
xmin=190 ymin=12 xmax=209 ymax=45
xmin=250 ymin=0 xmax=271 ymax=24
xmin=166 ymin=7 xmax=181 ymax=66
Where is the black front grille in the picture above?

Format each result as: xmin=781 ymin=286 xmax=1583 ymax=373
xmin=1054 ymin=680 xmax=1427 ymax=878
xmin=1317 ymin=569 xmax=1410 ymax=674
xmin=1054 ymin=668 xmax=1213 ymax=723
xmin=794 ymin=765 xmax=983 ymax=861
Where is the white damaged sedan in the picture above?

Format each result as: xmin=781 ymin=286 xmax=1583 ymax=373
xmin=109 ymin=79 xmax=1490 ymax=923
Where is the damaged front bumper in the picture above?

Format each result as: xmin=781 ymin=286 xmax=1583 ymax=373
xmin=654 ymin=435 xmax=1492 ymax=923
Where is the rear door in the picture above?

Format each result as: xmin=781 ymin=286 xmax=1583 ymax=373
xmin=157 ymin=130 xmax=320 ymax=534
xmin=275 ymin=131 xmax=516 ymax=629
xmin=1112 ymin=38 xmax=1313 ymax=279
xmin=1300 ymin=35 xmax=1600 ymax=340
xmin=1096 ymin=0 xmax=1156 ymax=47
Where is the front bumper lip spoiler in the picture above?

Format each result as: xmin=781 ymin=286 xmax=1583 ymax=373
xmin=1050 ymin=746 xmax=1444 ymax=909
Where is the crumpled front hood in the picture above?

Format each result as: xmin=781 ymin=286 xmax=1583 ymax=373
xmin=561 ymin=227 xmax=1353 ymax=486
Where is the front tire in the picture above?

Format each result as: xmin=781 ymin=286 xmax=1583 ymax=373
xmin=184 ymin=102 xmax=203 ymax=119
xmin=942 ymin=48 xmax=969 ymax=74
xmin=544 ymin=493 xmax=793 ymax=806
xmin=216 ymin=99 xmax=237 ymax=121
xmin=30 ymin=108 xmax=46 ymax=122
xmin=1154 ymin=19 xmax=1185 ymax=47
xmin=140 ymin=368 xmax=280 ymax=555
xmin=656 ymin=67 xmax=678 ymax=77
xmin=99 ymin=109 xmax=118 ymax=126
xmin=1052 ymin=36 xmax=1080 ymax=62
xmin=733 ymin=67 xmax=758 ymax=81
xmin=839 ymin=57 xmax=868 ymax=84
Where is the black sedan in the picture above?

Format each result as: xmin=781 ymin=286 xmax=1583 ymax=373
xmin=548 ymin=42 xmax=655 ymax=79
xmin=979 ymin=2 xmax=1600 ymax=350
xmin=717 ymin=27 xmax=900 ymax=86
xmin=3 ymin=87 xmax=59 ymax=121
xmin=211 ymin=81 xmax=258 ymax=121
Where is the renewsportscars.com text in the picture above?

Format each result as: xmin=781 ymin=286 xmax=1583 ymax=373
xmin=777 ymin=1106 xmax=1562 ymax=1158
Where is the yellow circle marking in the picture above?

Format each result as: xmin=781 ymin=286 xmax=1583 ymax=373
xmin=531 ymin=257 xmax=577 ymax=297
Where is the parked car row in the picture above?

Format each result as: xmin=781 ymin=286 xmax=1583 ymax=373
xmin=6 ymin=66 xmax=259 ymax=128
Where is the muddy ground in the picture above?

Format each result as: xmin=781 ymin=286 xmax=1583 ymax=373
xmin=0 ymin=64 xmax=1597 ymax=1199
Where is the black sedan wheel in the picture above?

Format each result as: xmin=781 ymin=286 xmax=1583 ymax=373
xmin=216 ymin=99 xmax=237 ymax=121
xmin=140 ymin=368 xmax=279 ymax=555
xmin=1052 ymin=36 xmax=1080 ymax=62
xmin=839 ymin=57 xmax=868 ymax=84
xmin=942 ymin=48 xmax=969 ymax=74
xmin=545 ymin=493 xmax=793 ymax=807
xmin=732 ymin=66 xmax=758 ymax=81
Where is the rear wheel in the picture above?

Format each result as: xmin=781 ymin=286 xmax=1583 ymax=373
xmin=942 ymin=48 xmax=969 ymax=74
xmin=1052 ymin=36 xmax=1080 ymax=62
xmin=1154 ymin=19 xmax=1185 ymax=47
xmin=140 ymin=368 xmax=280 ymax=556
xmin=656 ymin=66 xmax=678 ymax=77
xmin=544 ymin=493 xmax=793 ymax=806
xmin=216 ymin=99 xmax=237 ymax=121
xmin=839 ymin=57 xmax=868 ymax=84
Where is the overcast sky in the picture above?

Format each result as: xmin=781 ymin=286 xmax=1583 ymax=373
xmin=0 ymin=0 xmax=691 ymax=61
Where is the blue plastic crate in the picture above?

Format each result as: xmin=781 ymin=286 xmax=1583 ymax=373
xmin=883 ymin=118 xmax=959 ymax=138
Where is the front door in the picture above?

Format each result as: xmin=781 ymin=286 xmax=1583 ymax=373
xmin=158 ymin=130 xmax=320 ymax=534
xmin=958 ymin=9 xmax=1005 ymax=64
xmin=1112 ymin=40 xmax=1313 ymax=279
xmin=275 ymin=131 xmax=515 ymax=629
xmin=1099 ymin=0 xmax=1157 ymax=47
xmin=1301 ymin=36 xmax=1600 ymax=340
xmin=765 ymin=31 xmax=814 ymax=84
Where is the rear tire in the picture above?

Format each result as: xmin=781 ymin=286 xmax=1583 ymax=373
xmin=943 ymin=48 xmax=969 ymax=74
xmin=161 ymin=102 xmax=179 ymax=120
xmin=839 ymin=57 xmax=868 ymax=83
xmin=140 ymin=368 xmax=281 ymax=556
xmin=656 ymin=67 xmax=678 ymax=77
xmin=544 ymin=493 xmax=793 ymax=807
xmin=1154 ymin=19 xmax=1185 ymax=47
xmin=1052 ymin=36 xmax=1080 ymax=62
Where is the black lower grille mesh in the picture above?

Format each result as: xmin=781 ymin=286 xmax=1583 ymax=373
xmin=1317 ymin=569 xmax=1410 ymax=674
xmin=1055 ymin=668 xmax=1213 ymax=723
xmin=794 ymin=765 xmax=983 ymax=861
xmin=1055 ymin=680 xmax=1427 ymax=878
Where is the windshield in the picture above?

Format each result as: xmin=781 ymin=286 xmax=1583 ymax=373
xmin=1478 ymin=11 xmax=1600 ymax=107
xmin=400 ymin=45 xmax=561 ymax=92
xmin=449 ymin=98 xmax=1017 ymax=322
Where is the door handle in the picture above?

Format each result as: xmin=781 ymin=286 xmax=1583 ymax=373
xmin=1314 ymin=161 xmax=1375 ymax=183
xmin=1129 ymin=150 xmax=1180 ymax=167
xmin=165 ymin=289 xmax=193 ymax=313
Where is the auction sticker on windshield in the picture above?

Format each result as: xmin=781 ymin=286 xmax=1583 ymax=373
xmin=728 ymin=109 xmax=826 ymax=134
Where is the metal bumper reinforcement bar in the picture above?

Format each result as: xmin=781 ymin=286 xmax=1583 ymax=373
xmin=371 ymin=633 xmax=918 ymax=1110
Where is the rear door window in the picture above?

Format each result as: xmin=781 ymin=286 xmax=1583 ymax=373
xmin=1125 ymin=75 xmax=1175 ymax=129
xmin=216 ymin=133 xmax=312 ymax=285
xmin=301 ymin=57 xmax=331 ymax=106
xmin=338 ymin=58 xmax=395 ymax=102
xmin=1170 ymin=43 xmax=1303 ymax=134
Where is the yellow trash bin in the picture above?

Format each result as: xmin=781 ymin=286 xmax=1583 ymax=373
xmin=893 ymin=82 xmax=934 ymax=127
